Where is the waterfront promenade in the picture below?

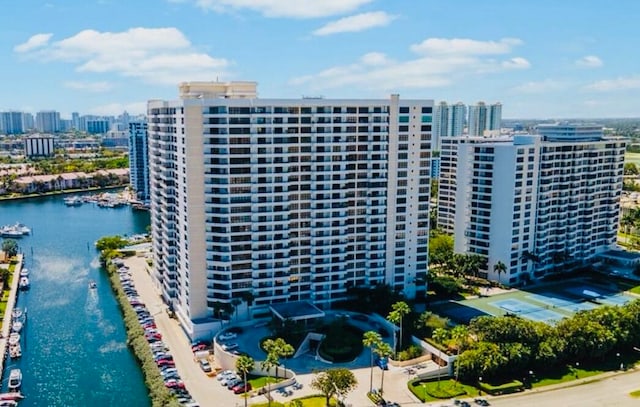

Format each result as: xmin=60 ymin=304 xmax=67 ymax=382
xmin=0 ymin=254 xmax=23 ymax=380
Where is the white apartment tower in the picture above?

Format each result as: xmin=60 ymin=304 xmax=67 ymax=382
xmin=148 ymin=82 xmax=433 ymax=337
xmin=454 ymin=125 xmax=625 ymax=284
xmin=468 ymin=102 xmax=501 ymax=137
xmin=129 ymin=122 xmax=150 ymax=204
xmin=35 ymin=110 xmax=61 ymax=133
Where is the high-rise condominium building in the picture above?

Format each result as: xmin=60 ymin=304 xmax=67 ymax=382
xmin=148 ymin=81 xmax=433 ymax=338
xmin=467 ymin=102 xmax=501 ymax=137
xmin=454 ymin=125 xmax=625 ymax=285
xmin=129 ymin=122 xmax=150 ymax=204
xmin=0 ymin=111 xmax=24 ymax=134
xmin=35 ymin=110 xmax=61 ymax=133
xmin=432 ymin=102 xmax=466 ymax=149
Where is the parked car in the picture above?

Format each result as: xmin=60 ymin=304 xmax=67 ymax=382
xmin=219 ymin=332 xmax=237 ymax=341
xmin=376 ymin=357 xmax=389 ymax=370
xmin=232 ymin=382 xmax=252 ymax=394
xmin=198 ymin=359 xmax=212 ymax=373
xmin=217 ymin=370 xmax=235 ymax=381
xmin=474 ymin=399 xmax=490 ymax=406
xmin=226 ymin=378 xmax=242 ymax=389
xmin=221 ymin=343 xmax=239 ymax=351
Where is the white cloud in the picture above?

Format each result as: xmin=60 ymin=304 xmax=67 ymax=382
xmin=14 ymin=33 xmax=53 ymax=53
xmin=14 ymin=27 xmax=230 ymax=85
xmin=501 ymin=57 xmax=530 ymax=69
xmin=511 ymin=79 xmax=567 ymax=94
xmin=584 ymin=76 xmax=640 ymax=92
xmin=64 ymin=81 xmax=113 ymax=92
xmin=575 ymin=55 xmax=603 ymax=68
xmin=291 ymin=37 xmax=528 ymax=91
xmin=194 ymin=0 xmax=372 ymax=18
xmin=87 ymin=102 xmax=147 ymax=116
xmin=313 ymin=11 xmax=396 ymax=36
xmin=410 ymin=37 xmax=522 ymax=56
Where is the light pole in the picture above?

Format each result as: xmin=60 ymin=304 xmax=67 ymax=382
xmin=478 ymin=376 xmax=483 ymax=396
xmin=617 ymin=352 xmax=623 ymax=370
xmin=422 ymin=382 xmax=427 ymax=402
xmin=575 ymin=362 xmax=579 ymax=379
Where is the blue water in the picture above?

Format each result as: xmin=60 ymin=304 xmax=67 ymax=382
xmin=0 ymin=194 xmax=151 ymax=406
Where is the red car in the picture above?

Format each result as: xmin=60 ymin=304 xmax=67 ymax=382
xmin=232 ymin=382 xmax=252 ymax=394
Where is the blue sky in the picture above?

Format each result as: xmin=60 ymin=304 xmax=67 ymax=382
xmin=2 ymin=0 xmax=639 ymax=119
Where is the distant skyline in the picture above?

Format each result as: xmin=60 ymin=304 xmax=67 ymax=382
xmin=1 ymin=0 xmax=639 ymax=119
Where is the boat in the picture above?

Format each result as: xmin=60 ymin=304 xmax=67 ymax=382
xmin=9 ymin=343 xmax=21 ymax=359
xmin=0 ymin=392 xmax=24 ymax=401
xmin=7 ymin=369 xmax=21 ymax=391
xmin=8 ymin=333 xmax=20 ymax=346
xmin=0 ymin=227 xmax=23 ymax=238
xmin=0 ymin=222 xmax=30 ymax=238
xmin=11 ymin=308 xmax=22 ymax=320
xmin=19 ymin=276 xmax=29 ymax=290
xmin=11 ymin=320 xmax=22 ymax=333
xmin=64 ymin=195 xmax=83 ymax=206
xmin=13 ymin=223 xmax=30 ymax=235
xmin=89 ymin=280 xmax=97 ymax=289
xmin=19 ymin=268 xmax=28 ymax=277
xmin=0 ymin=400 xmax=18 ymax=407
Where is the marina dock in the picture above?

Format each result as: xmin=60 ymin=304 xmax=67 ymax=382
xmin=0 ymin=254 xmax=24 ymax=377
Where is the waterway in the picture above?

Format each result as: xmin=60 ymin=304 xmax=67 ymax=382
xmin=0 ymin=194 xmax=151 ymax=406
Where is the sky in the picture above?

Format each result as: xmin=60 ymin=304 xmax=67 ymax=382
xmin=1 ymin=0 xmax=639 ymax=119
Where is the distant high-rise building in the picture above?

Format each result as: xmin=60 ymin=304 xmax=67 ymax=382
xmin=468 ymin=102 xmax=501 ymax=136
xmin=86 ymin=120 xmax=110 ymax=134
xmin=433 ymin=102 xmax=467 ymax=147
xmin=35 ymin=110 xmax=61 ymax=133
xmin=129 ymin=122 xmax=149 ymax=204
xmin=0 ymin=111 xmax=25 ymax=134
xmin=22 ymin=112 xmax=34 ymax=131
xmin=453 ymin=126 xmax=625 ymax=284
xmin=72 ymin=112 xmax=80 ymax=130
xmin=148 ymin=81 xmax=434 ymax=337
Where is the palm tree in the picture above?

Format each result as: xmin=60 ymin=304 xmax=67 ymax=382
xmin=374 ymin=342 xmax=393 ymax=395
xmin=231 ymin=298 xmax=242 ymax=321
xmin=274 ymin=338 xmax=294 ymax=378
xmin=493 ymin=261 xmax=507 ymax=284
xmin=241 ymin=290 xmax=255 ymax=319
xmin=387 ymin=301 xmax=411 ymax=357
xmin=362 ymin=330 xmax=383 ymax=393
xmin=236 ymin=355 xmax=255 ymax=407
xmin=260 ymin=352 xmax=279 ymax=407
xmin=432 ymin=328 xmax=451 ymax=386
xmin=450 ymin=325 xmax=468 ymax=382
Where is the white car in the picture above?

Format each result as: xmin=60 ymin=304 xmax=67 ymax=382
xmin=220 ymin=375 xmax=238 ymax=386
xmin=221 ymin=343 xmax=239 ymax=351
xmin=216 ymin=370 xmax=235 ymax=381
xmin=219 ymin=332 xmax=237 ymax=341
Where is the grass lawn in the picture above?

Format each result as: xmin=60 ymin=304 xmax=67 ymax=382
xmin=531 ymin=366 xmax=604 ymax=388
xmin=251 ymin=395 xmax=337 ymax=407
xmin=626 ymin=152 xmax=640 ymax=165
xmin=409 ymin=379 xmax=480 ymax=402
xmin=247 ymin=374 xmax=284 ymax=389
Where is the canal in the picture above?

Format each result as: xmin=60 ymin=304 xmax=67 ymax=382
xmin=0 ymin=194 xmax=151 ymax=406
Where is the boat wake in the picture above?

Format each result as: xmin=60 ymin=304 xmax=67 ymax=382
xmin=33 ymin=253 xmax=88 ymax=284
xmin=85 ymin=289 xmax=116 ymax=335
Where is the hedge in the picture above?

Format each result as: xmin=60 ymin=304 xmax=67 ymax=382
xmin=479 ymin=380 xmax=524 ymax=395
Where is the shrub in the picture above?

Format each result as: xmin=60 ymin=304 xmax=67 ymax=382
xmin=397 ymin=345 xmax=423 ymax=361
xmin=479 ymin=380 xmax=524 ymax=395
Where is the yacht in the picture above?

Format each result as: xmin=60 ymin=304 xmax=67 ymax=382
xmin=89 ymin=280 xmax=97 ymax=289
xmin=13 ymin=223 xmax=30 ymax=235
xmin=7 ymin=369 xmax=21 ymax=391
xmin=8 ymin=333 xmax=20 ymax=346
xmin=19 ymin=268 xmax=28 ymax=277
xmin=19 ymin=277 xmax=29 ymax=290
xmin=9 ymin=343 xmax=21 ymax=359
xmin=0 ymin=227 xmax=23 ymax=238
xmin=64 ymin=196 xmax=83 ymax=206
xmin=11 ymin=320 xmax=22 ymax=333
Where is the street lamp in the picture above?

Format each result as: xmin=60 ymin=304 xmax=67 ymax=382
xmin=617 ymin=352 xmax=623 ymax=370
xmin=478 ymin=376 xmax=483 ymax=396
xmin=422 ymin=383 xmax=427 ymax=401
xmin=575 ymin=362 xmax=579 ymax=379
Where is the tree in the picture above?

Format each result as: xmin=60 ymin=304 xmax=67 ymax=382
xmin=1 ymin=239 xmax=19 ymax=258
xmin=260 ymin=352 xmax=279 ymax=407
xmin=429 ymin=233 xmax=454 ymax=272
xmin=263 ymin=338 xmax=294 ymax=379
xmin=493 ymin=261 xmax=507 ymax=284
xmin=362 ymin=330 xmax=383 ymax=393
xmin=624 ymin=162 xmax=639 ymax=175
xmin=373 ymin=342 xmax=393 ymax=395
xmin=231 ymin=298 xmax=242 ymax=321
xmin=387 ymin=301 xmax=411 ymax=357
xmin=236 ymin=355 xmax=255 ymax=407
xmin=450 ymin=325 xmax=469 ymax=382
xmin=310 ymin=368 xmax=358 ymax=407
xmin=241 ymin=290 xmax=255 ymax=319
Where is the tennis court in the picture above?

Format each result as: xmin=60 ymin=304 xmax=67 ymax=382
xmin=430 ymin=279 xmax=638 ymax=325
